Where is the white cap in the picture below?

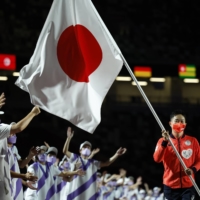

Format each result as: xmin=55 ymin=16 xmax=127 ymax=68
xmin=128 ymin=176 xmax=134 ymax=181
xmin=117 ymin=178 xmax=123 ymax=184
xmin=79 ymin=141 xmax=92 ymax=150
xmin=40 ymin=145 xmax=48 ymax=152
xmin=46 ymin=147 xmax=58 ymax=155
xmin=153 ymin=187 xmax=160 ymax=191
xmin=139 ymin=189 xmax=146 ymax=194
xmin=124 ymin=177 xmax=130 ymax=185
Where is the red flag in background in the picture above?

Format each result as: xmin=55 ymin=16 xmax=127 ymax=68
xmin=0 ymin=54 xmax=16 ymax=70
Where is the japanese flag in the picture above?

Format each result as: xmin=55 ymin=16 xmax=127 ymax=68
xmin=15 ymin=0 xmax=123 ymax=133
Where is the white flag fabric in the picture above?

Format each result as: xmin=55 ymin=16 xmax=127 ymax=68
xmin=15 ymin=0 xmax=123 ymax=133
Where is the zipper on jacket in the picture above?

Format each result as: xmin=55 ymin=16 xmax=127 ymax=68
xmin=178 ymin=138 xmax=182 ymax=188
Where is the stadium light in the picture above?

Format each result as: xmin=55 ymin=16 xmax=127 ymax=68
xmin=0 ymin=76 xmax=8 ymax=81
xmin=13 ymin=72 xmax=20 ymax=76
xmin=150 ymin=77 xmax=166 ymax=82
xmin=116 ymin=76 xmax=132 ymax=81
xmin=132 ymin=81 xmax=148 ymax=86
xmin=183 ymin=78 xmax=199 ymax=83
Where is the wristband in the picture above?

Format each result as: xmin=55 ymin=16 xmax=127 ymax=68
xmin=161 ymin=140 xmax=168 ymax=147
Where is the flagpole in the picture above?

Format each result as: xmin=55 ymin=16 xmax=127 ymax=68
xmin=91 ymin=0 xmax=200 ymax=193
xmin=119 ymin=54 xmax=200 ymax=196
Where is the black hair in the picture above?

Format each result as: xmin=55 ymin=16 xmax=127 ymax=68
xmin=170 ymin=109 xmax=186 ymax=120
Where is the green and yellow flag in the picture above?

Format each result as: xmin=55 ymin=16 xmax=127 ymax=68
xmin=178 ymin=64 xmax=196 ymax=78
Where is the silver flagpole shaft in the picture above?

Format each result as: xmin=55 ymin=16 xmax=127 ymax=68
xmin=120 ymin=54 xmax=200 ymax=196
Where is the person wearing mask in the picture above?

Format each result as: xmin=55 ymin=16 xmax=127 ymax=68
xmin=45 ymin=146 xmax=62 ymax=200
xmin=60 ymin=147 xmax=100 ymax=200
xmin=58 ymin=158 xmax=71 ymax=200
xmin=7 ymin=133 xmax=40 ymax=200
xmin=63 ymin=127 xmax=127 ymax=200
xmin=153 ymin=110 xmax=200 ymax=200
xmin=24 ymin=146 xmax=85 ymax=200
xmin=127 ymin=176 xmax=142 ymax=200
xmin=0 ymin=93 xmax=41 ymax=200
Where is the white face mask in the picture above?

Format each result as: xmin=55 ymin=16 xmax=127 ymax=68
xmin=81 ymin=148 xmax=91 ymax=156
xmin=47 ymin=156 xmax=57 ymax=164
xmin=38 ymin=154 xmax=47 ymax=162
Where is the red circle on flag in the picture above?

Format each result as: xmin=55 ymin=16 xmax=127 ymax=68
xmin=57 ymin=25 xmax=103 ymax=82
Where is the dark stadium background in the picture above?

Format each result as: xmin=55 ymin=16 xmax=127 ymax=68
xmin=1 ymin=0 xmax=200 ymax=195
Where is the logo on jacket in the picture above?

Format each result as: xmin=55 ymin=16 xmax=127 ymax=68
xmin=185 ymin=140 xmax=191 ymax=146
xmin=181 ymin=149 xmax=193 ymax=159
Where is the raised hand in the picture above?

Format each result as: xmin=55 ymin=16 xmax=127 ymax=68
xmin=116 ymin=147 xmax=127 ymax=156
xmin=92 ymin=148 xmax=100 ymax=155
xmin=136 ymin=176 xmax=142 ymax=185
xmin=119 ymin=168 xmax=127 ymax=177
xmin=162 ymin=130 xmax=169 ymax=141
xmin=0 ymin=93 xmax=6 ymax=108
xmin=111 ymin=174 xmax=121 ymax=180
xmin=29 ymin=146 xmax=40 ymax=157
xmin=44 ymin=141 xmax=50 ymax=148
xmin=31 ymin=106 xmax=41 ymax=116
xmin=67 ymin=127 xmax=74 ymax=138
xmin=102 ymin=171 xmax=107 ymax=177
xmin=144 ymin=183 xmax=149 ymax=189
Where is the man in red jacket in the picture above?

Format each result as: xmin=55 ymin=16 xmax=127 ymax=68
xmin=153 ymin=109 xmax=200 ymax=200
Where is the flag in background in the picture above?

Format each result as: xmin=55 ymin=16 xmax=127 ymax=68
xmin=134 ymin=66 xmax=152 ymax=78
xmin=15 ymin=0 xmax=123 ymax=134
xmin=0 ymin=54 xmax=16 ymax=70
xmin=178 ymin=64 xmax=196 ymax=78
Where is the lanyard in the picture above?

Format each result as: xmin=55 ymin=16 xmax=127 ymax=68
xmin=80 ymin=156 xmax=91 ymax=171
xmin=80 ymin=156 xmax=87 ymax=171
xmin=39 ymin=163 xmax=49 ymax=179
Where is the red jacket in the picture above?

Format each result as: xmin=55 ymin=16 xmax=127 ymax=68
xmin=153 ymin=134 xmax=200 ymax=188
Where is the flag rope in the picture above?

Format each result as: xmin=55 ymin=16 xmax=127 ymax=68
xmin=120 ymin=54 xmax=200 ymax=196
